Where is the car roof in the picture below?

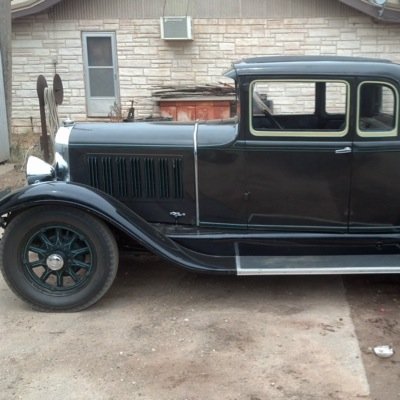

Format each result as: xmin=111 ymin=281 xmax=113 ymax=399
xmin=224 ymin=56 xmax=400 ymax=81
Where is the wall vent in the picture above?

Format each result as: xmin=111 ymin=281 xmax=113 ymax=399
xmin=160 ymin=16 xmax=192 ymax=40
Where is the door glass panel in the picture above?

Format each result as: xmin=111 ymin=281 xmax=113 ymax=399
xmin=253 ymin=81 xmax=316 ymax=115
xmin=326 ymin=82 xmax=347 ymax=114
xmin=250 ymin=80 xmax=349 ymax=137
xmin=381 ymin=86 xmax=395 ymax=115
xmin=358 ymin=82 xmax=397 ymax=136
xmin=89 ymin=68 xmax=115 ymax=97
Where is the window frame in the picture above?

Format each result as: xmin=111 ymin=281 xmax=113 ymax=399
xmin=356 ymin=80 xmax=399 ymax=138
xmin=249 ymin=79 xmax=350 ymax=138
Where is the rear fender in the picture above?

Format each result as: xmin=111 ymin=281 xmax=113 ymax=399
xmin=0 ymin=182 xmax=234 ymax=274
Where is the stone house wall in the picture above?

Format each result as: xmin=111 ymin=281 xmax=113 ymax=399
xmin=11 ymin=14 xmax=400 ymax=151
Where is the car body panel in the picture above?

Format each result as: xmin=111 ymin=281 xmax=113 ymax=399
xmin=350 ymin=141 xmax=400 ymax=231
xmin=0 ymin=182 xmax=235 ymax=273
xmin=243 ymin=140 xmax=353 ymax=231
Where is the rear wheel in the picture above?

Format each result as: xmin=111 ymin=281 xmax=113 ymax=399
xmin=0 ymin=206 xmax=118 ymax=311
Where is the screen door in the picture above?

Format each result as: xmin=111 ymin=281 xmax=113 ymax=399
xmin=82 ymin=32 xmax=119 ymax=117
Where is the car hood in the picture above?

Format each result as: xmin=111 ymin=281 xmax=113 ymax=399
xmin=68 ymin=120 xmax=238 ymax=149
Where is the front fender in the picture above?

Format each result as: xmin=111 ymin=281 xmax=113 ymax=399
xmin=0 ymin=182 xmax=234 ymax=274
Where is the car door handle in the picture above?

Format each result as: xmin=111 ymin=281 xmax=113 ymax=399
xmin=335 ymin=146 xmax=352 ymax=154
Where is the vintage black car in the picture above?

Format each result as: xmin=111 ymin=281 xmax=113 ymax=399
xmin=1 ymin=56 xmax=400 ymax=311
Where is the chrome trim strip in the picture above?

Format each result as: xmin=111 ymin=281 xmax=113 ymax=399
xmin=55 ymin=125 xmax=72 ymax=181
xmin=234 ymin=242 xmax=241 ymax=272
xmin=237 ymin=254 xmax=400 ymax=275
xmin=55 ymin=125 xmax=72 ymax=147
xmin=237 ymin=267 xmax=400 ymax=276
xmin=193 ymin=121 xmax=200 ymax=227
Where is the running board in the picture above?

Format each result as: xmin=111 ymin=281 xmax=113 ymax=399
xmin=236 ymin=254 xmax=400 ymax=275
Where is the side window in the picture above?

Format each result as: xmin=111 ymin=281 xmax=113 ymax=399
xmin=250 ymin=80 xmax=349 ymax=137
xmin=358 ymin=82 xmax=398 ymax=137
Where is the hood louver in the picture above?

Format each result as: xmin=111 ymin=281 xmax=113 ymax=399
xmin=88 ymin=155 xmax=184 ymax=200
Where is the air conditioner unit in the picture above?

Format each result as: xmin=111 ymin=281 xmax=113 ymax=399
xmin=160 ymin=16 xmax=192 ymax=40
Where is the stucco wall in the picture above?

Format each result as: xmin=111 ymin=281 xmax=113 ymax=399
xmin=11 ymin=15 xmax=400 ymax=147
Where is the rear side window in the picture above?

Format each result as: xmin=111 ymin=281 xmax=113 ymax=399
xmin=357 ymin=82 xmax=398 ymax=137
xmin=250 ymin=80 xmax=349 ymax=137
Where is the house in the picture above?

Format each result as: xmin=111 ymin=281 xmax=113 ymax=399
xmin=10 ymin=0 xmax=400 ymax=153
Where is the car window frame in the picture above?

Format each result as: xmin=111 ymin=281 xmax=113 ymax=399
xmin=356 ymin=80 xmax=399 ymax=138
xmin=249 ymin=79 xmax=350 ymax=138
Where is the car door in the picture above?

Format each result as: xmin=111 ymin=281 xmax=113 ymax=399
xmin=244 ymin=78 xmax=352 ymax=232
xmin=350 ymin=80 xmax=400 ymax=232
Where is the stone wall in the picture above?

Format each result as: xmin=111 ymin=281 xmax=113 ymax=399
xmin=11 ymin=15 xmax=400 ymax=148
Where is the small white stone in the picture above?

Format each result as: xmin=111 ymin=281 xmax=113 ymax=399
xmin=373 ymin=345 xmax=394 ymax=358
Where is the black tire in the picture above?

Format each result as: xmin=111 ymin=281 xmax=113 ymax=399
xmin=0 ymin=206 xmax=119 ymax=312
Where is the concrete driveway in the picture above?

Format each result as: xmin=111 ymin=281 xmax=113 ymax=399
xmin=0 ymin=255 xmax=371 ymax=400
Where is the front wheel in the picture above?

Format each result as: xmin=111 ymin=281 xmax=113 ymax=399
xmin=0 ymin=206 xmax=119 ymax=311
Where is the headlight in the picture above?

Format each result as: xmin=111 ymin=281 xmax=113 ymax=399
xmin=26 ymin=156 xmax=55 ymax=184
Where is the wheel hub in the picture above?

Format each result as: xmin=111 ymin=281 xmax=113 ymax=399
xmin=46 ymin=253 xmax=64 ymax=271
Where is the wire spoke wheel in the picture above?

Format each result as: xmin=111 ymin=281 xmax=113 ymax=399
xmin=0 ymin=207 xmax=119 ymax=312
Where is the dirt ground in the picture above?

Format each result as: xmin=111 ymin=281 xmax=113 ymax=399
xmin=0 ymin=163 xmax=25 ymax=193
xmin=344 ymin=275 xmax=400 ymax=400
xmin=0 ymin=260 xmax=371 ymax=400
xmin=1 ymin=164 xmax=400 ymax=400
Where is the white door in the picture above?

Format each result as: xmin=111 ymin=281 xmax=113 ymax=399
xmin=82 ymin=32 xmax=119 ymax=117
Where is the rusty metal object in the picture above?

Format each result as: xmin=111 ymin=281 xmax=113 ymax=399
xmin=53 ymin=73 xmax=63 ymax=105
xmin=36 ymin=75 xmax=50 ymax=162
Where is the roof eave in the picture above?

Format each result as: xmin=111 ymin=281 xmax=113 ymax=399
xmin=339 ymin=0 xmax=400 ymax=23
xmin=12 ymin=0 xmax=63 ymax=19
xmin=11 ymin=0 xmax=400 ymax=23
